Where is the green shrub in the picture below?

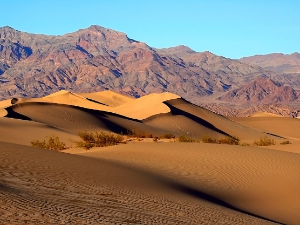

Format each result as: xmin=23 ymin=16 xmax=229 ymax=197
xmin=77 ymin=131 xmax=124 ymax=150
xmin=253 ymin=136 xmax=276 ymax=146
xmin=280 ymin=140 xmax=291 ymax=145
xmin=30 ymin=136 xmax=66 ymax=151
xmin=159 ymin=133 xmax=175 ymax=139
xmin=178 ymin=135 xmax=200 ymax=143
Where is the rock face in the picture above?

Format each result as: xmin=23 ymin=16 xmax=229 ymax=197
xmin=0 ymin=25 xmax=274 ymax=103
xmin=218 ymin=77 xmax=300 ymax=104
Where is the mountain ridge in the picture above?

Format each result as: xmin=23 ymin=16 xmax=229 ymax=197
xmin=0 ymin=25 xmax=275 ymax=103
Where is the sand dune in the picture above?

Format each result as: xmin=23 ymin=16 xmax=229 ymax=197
xmin=231 ymin=116 xmax=300 ymax=140
xmin=1 ymin=90 xmax=300 ymax=224
xmin=0 ymin=117 xmax=78 ymax=146
xmin=160 ymin=98 xmax=272 ymax=142
xmin=68 ymin=143 xmax=300 ymax=225
xmin=1 ymin=141 xmax=281 ymax=224
xmin=16 ymin=90 xmax=111 ymax=112
xmin=78 ymin=90 xmax=135 ymax=107
xmin=113 ymin=92 xmax=180 ymax=120
xmin=0 ymin=99 xmax=12 ymax=117
xmin=4 ymin=91 xmax=283 ymax=142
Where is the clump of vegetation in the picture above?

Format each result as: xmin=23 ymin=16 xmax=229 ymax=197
xmin=201 ymin=136 xmax=219 ymax=144
xmin=30 ymin=135 xmax=67 ymax=151
xmin=219 ymin=136 xmax=240 ymax=145
xmin=178 ymin=135 xmax=200 ymax=143
xmin=76 ymin=131 xmax=124 ymax=150
xmin=153 ymin=137 xmax=159 ymax=142
xmin=159 ymin=133 xmax=175 ymax=139
xmin=127 ymin=129 xmax=153 ymax=138
xmin=253 ymin=136 xmax=276 ymax=146
xmin=280 ymin=140 xmax=291 ymax=145
xmin=201 ymin=135 xmax=240 ymax=145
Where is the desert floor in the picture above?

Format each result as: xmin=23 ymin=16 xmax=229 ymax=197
xmin=0 ymin=91 xmax=300 ymax=224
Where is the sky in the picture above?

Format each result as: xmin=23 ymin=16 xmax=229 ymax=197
xmin=1 ymin=0 xmax=299 ymax=59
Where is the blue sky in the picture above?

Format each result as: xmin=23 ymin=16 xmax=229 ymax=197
xmin=1 ymin=0 xmax=299 ymax=59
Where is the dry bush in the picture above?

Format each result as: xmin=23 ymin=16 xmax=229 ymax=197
xmin=77 ymin=131 xmax=124 ymax=150
xmin=159 ymin=133 xmax=175 ymax=139
xmin=253 ymin=136 xmax=276 ymax=146
xmin=218 ymin=136 xmax=240 ymax=145
xmin=178 ymin=135 xmax=200 ymax=143
xmin=153 ymin=137 xmax=159 ymax=142
xmin=280 ymin=140 xmax=291 ymax=145
xmin=127 ymin=129 xmax=153 ymax=138
xmin=201 ymin=135 xmax=240 ymax=145
xmin=30 ymin=136 xmax=66 ymax=151
xmin=201 ymin=136 xmax=219 ymax=144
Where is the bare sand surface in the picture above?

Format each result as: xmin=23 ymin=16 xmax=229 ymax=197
xmin=0 ymin=117 xmax=79 ymax=146
xmin=1 ymin=141 xmax=281 ymax=224
xmin=66 ymin=143 xmax=300 ymax=225
xmin=78 ymin=90 xmax=135 ymax=107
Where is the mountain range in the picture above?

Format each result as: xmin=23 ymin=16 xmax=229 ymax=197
xmin=1 ymin=25 xmax=300 ymax=116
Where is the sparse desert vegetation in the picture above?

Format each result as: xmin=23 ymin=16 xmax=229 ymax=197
xmin=76 ymin=131 xmax=125 ymax=150
xmin=201 ymin=136 xmax=240 ymax=145
xmin=127 ymin=129 xmax=153 ymax=138
xmin=178 ymin=135 xmax=200 ymax=143
xmin=253 ymin=136 xmax=276 ymax=146
xmin=30 ymin=135 xmax=67 ymax=151
xmin=280 ymin=140 xmax=291 ymax=145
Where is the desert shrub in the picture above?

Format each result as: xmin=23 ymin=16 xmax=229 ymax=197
xmin=127 ymin=129 xmax=153 ymax=138
xmin=77 ymin=131 xmax=124 ymax=150
xmin=153 ymin=137 xmax=159 ymax=142
xmin=178 ymin=135 xmax=200 ymax=143
xmin=201 ymin=136 xmax=219 ymax=144
xmin=218 ymin=136 xmax=240 ymax=145
xmin=30 ymin=136 xmax=66 ymax=151
xmin=280 ymin=140 xmax=291 ymax=145
xmin=253 ymin=136 xmax=276 ymax=146
xmin=159 ymin=133 xmax=175 ymax=139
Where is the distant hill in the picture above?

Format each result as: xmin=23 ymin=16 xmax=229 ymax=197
xmin=239 ymin=52 xmax=300 ymax=74
xmin=218 ymin=77 xmax=300 ymax=104
xmin=0 ymin=25 xmax=274 ymax=104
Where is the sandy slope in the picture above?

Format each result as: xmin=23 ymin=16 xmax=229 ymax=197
xmin=68 ymin=143 xmax=300 ymax=225
xmin=16 ymin=90 xmax=111 ymax=112
xmin=1 ymin=141 xmax=280 ymax=225
xmin=160 ymin=99 xmax=273 ymax=142
xmin=0 ymin=99 xmax=11 ymax=117
xmin=78 ymin=90 xmax=135 ymax=107
xmin=231 ymin=117 xmax=300 ymax=140
xmin=113 ymin=92 xmax=180 ymax=120
xmin=0 ymin=117 xmax=79 ymax=146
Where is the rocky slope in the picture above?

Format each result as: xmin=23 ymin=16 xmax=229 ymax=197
xmin=239 ymin=52 xmax=300 ymax=74
xmin=218 ymin=77 xmax=300 ymax=104
xmin=0 ymin=25 xmax=275 ymax=104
